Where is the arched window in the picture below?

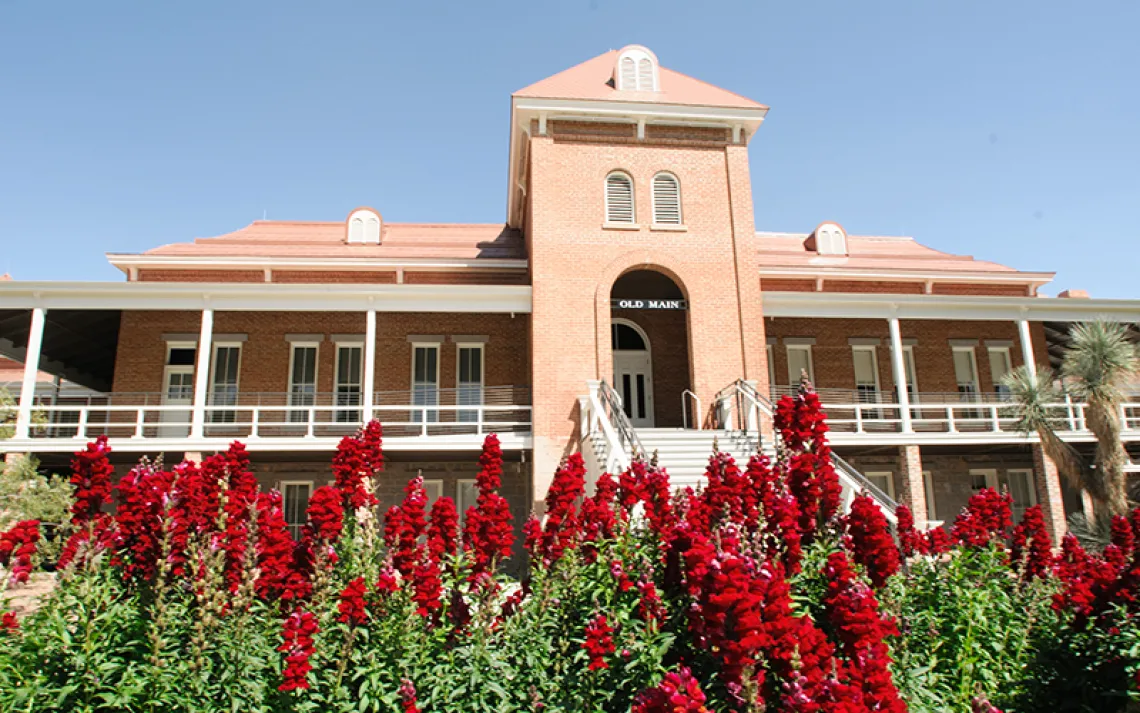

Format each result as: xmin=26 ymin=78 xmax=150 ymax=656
xmin=346 ymin=208 xmax=382 ymax=244
xmin=651 ymin=172 xmax=682 ymax=225
xmin=605 ymin=172 xmax=635 ymax=224
xmin=614 ymin=45 xmax=659 ymax=92
xmin=612 ymin=322 xmax=647 ymax=351
xmin=812 ymin=222 xmax=848 ymax=256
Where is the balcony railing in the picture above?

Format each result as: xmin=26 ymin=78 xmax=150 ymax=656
xmin=10 ymin=386 xmax=532 ymax=446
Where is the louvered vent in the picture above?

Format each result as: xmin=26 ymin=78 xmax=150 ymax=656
xmin=652 ymin=173 xmax=681 ymax=224
xmin=620 ymin=57 xmax=637 ymax=91
xmin=605 ymin=173 xmax=635 ymax=223
xmin=637 ymin=58 xmax=653 ymax=90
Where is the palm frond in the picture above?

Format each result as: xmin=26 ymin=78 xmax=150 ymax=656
xmin=1061 ymin=320 xmax=1139 ymax=406
xmin=1002 ymin=365 xmax=1062 ymax=434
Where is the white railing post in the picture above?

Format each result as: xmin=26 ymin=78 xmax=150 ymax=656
xmin=250 ymin=408 xmax=260 ymax=438
xmin=75 ymin=408 xmax=88 ymax=439
xmin=476 ymin=405 xmax=484 ymax=436
xmin=1065 ymin=394 xmax=1077 ymax=431
xmin=190 ymin=309 xmax=214 ymax=439
xmin=887 ymin=317 xmax=913 ymax=433
xmin=1018 ymin=319 xmax=1037 ymax=379
xmin=946 ymin=406 xmax=958 ymax=433
xmin=14 ymin=307 xmax=46 ymax=440
xmin=578 ymin=395 xmax=591 ymax=437
xmin=990 ymin=405 xmax=1001 ymax=432
xmin=306 ymin=407 xmax=316 ymax=438
xmin=854 ymin=404 xmax=864 ymax=433
xmin=133 ymin=408 xmax=145 ymax=439
xmin=363 ymin=310 xmax=376 ymax=423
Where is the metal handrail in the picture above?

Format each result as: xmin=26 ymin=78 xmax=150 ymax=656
xmin=832 ymin=453 xmax=900 ymax=517
xmin=597 ymin=379 xmax=645 ymax=460
xmin=681 ymin=389 xmax=702 ymax=430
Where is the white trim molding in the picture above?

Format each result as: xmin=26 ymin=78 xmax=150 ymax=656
xmin=761 ymin=291 xmax=1140 ymax=322
xmin=107 ymin=254 xmax=528 ymax=275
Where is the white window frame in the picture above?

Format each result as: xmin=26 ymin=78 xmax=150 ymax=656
xmin=1002 ymin=468 xmax=1037 ymax=523
xmin=901 ymin=344 xmax=920 ymax=403
xmin=162 ymin=342 xmax=197 ymax=402
xmin=922 ymin=470 xmax=937 ymax=522
xmin=456 ymin=343 xmax=485 ymax=424
xmin=616 ymin=46 xmax=659 ymax=91
xmin=287 ymin=341 xmax=320 ymax=424
xmin=411 ymin=342 xmax=441 ymax=424
xmin=456 ymin=478 xmax=478 ymax=526
xmin=333 ymin=339 xmax=364 ymax=424
xmin=604 ymin=171 xmax=636 ymax=225
xmin=865 ymin=471 xmax=896 ymax=500
xmin=766 ymin=343 xmax=776 ymax=396
xmin=851 ymin=345 xmax=882 ymax=403
xmin=952 ymin=346 xmax=981 ymax=399
xmin=423 ymin=479 xmax=444 ymax=508
xmin=785 ymin=344 xmax=815 ymax=385
xmin=651 ymin=172 xmax=682 ymax=226
xmin=987 ymin=346 xmax=1013 ymax=396
xmin=279 ymin=479 xmax=313 ymax=539
xmin=208 ymin=342 xmax=243 ymax=424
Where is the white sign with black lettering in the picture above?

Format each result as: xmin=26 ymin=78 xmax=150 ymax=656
xmin=611 ymin=299 xmax=687 ymax=310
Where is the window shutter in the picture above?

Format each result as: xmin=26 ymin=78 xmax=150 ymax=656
xmin=620 ymin=57 xmax=637 ymax=90
xmin=605 ymin=173 xmax=635 ymax=223
xmin=637 ymin=58 xmax=654 ymax=90
xmin=652 ymin=173 xmax=681 ymax=224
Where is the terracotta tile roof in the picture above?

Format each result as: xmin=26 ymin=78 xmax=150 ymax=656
xmin=136 ymin=221 xmax=527 ymax=261
xmin=514 ymin=50 xmax=767 ymax=110
xmin=755 ymin=232 xmax=1051 ymax=278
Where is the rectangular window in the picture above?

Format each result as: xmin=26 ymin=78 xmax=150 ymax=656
xmin=160 ymin=344 xmax=196 ymax=438
xmin=999 ymin=468 xmax=1037 ymax=523
xmin=852 ymin=346 xmax=881 ymax=403
xmin=209 ymin=344 xmax=242 ymax=423
xmin=423 ymin=479 xmax=444 ymax=508
xmin=457 ymin=344 xmax=484 ymax=423
xmin=786 ymin=344 xmax=815 ymax=386
xmin=411 ymin=344 xmax=439 ymax=424
xmin=281 ymin=481 xmax=312 ymax=540
xmin=766 ymin=343 xmax=776 ymax=397
xmin=456 ymin=478 xmax=478 ymax=527
xmin=901 ymin=345 xmax=919 ymax=401
xmin=952 ymin=347 xmax=980 ymax=399
xmin=988 ymin=347 xmax=1013 ymax=398
xmin=969 ymin=468 xmax=996 ymax=493
xmin=335 ymin=344 xmax=363 ymax=423
xmin=288 ymin=344 xmax=318 ymax=424
xmin=923 ymin=470 xmax=937 ymax=522
xmin=865 ymin=471 xmax=895 ymax=500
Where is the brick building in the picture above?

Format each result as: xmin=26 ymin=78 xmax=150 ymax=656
xmin=1 ymin=46 xmax=1138 ymax=538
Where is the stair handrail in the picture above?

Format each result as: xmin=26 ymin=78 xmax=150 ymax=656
xmin=681 ymin=389 xmax=702 ymax=430
xmin=830 ymin=453 xmax=899 ymax=524
xmin=715 ymin=379 xmax=771 ymax=438
xmin=597 ymin=379 xmax=645 ymax=461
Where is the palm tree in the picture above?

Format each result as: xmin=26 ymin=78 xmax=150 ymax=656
xmin=1004 ymin=320 xmax=1139 ymax=519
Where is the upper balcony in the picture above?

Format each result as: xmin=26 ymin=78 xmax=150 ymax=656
xmin=2 ymin=385 xmax=532 ymax=453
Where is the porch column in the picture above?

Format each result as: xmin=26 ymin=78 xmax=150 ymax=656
xmin=1017 ymin=319 xmax=1037 ymax=378
xmin=887 ymin=317 xmax=913 ymax=433
xmin=1031 ymin=444 xmax=1068 ymax=540
xmin=896 ymin=444 xmax=927 ymax=526
xmin=190 ymin=309 xmax=214 ymax=439
xmin=363 ymin=310 xmax=376 ymax=422
xmin=13 ymin=308 xmax=46 ymax=440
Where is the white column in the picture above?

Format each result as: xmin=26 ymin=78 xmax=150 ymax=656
xmin=13 ymin=308 xmax=47 ymax=440
xmin=190 ymin=309 xmax=214 ymax=439
xmin=1018 ymin=319 xmax=1037 ymax=379
xmin=888 ymin=317 xmax=913 ymax=433
xmin=363 ymin=310 xmax=376 ymax=422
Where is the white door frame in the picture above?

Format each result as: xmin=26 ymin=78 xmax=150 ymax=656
xmin=612 ymin=318 xmax=655 ymax=428
xmin=160 ymin=342 xmax=196 ymax=437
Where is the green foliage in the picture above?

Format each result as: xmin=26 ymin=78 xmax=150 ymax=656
xmin=0 ymin=454 xmax=73 ymax=563
xmin=884 ymin=546 xmax=1058 ymax=713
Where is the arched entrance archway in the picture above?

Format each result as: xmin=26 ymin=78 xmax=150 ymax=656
xmin=609 ymin=270 xmax=692 ymax=428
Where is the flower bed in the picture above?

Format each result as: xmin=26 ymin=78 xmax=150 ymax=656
xmin=0 ymin=386 xmax=1138 ymax=712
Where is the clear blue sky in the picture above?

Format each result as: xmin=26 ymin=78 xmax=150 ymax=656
xmin=1 ymin=1 xmax=1137 ymax=297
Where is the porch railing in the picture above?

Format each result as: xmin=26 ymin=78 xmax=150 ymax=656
xmin=13 ymin=385 xmax=532 ymax=441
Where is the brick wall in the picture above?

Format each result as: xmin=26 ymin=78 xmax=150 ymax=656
xmin=111 ymin=310 xmax=529 ymax=397
xmin=764 ymin=318 xmax=1049 ymax=395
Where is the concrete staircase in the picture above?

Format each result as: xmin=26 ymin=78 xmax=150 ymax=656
xmin=635 ymin=427 xmax=763 ymax=490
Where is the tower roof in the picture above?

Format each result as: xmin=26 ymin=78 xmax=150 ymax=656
xmin=513 ymin=49 xmax=767 ymax=110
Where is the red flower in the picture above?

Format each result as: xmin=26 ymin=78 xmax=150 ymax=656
xmin=337 ymin=576 xmax=369 ymax=626
xmin=951 ymin=488 xmax=1012 ymax=548
xmin=0 ymin=520 xmax=39 ymax=585
xmin=582 ymin=613 xmax=615 ymax=671
xmin=391 ymin=476 xmax=428 ymax=576
xmin=1010 ymin=504 xmax=1053 ymax=580
xmin=845 ymin=494 xmax=900 ymax=588
xmin=926 ymin=526 xmax=952 ymax=555
xmin=57 ymin=514 xmax=116 ymax=571
xmin=375 ymin=565 xmax=400 ymax=595
xmin=427 ymin=496 xmax=459 ymax=563
xmin=255 ymin=491 xmax=307 ymax=601
xmin=632 ymin=667 xmax=710 ymax=713
xmin=462 ymin=435 xmax=515 ymax=575
xmin=896 ymin=504 xmax=925 ymax=558
xmin=399 ymin=678 xmax=420 ymax=713
xmin=278 ymin=608 xmax=318 ymax=691
xmin=113 ymin=461 xmax=175 ymax=583
xmin=972 ymin=694 xmax=1004 ymax=713
xmin=636 ymin=574 xmax=666 ymax=625
xmin=580 ymin=471 xmax=620 ymax=560
xmin=534 ymin=454 xmax=586 ymax=566
xmin=411 ymin=551 xmax=443 ymax=619
xmin=305 ymin=485 xmax=345 ymax=544
xmin=331 ymin=421 xmax=383 ymax=510
xmin=69 ymin=436 xmax=114 ymax=524
xmin=0 ymin=611 xmax=17 ymax=634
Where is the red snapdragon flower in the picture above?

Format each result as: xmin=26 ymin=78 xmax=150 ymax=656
xmin=331 ymin=421 xmax=383 ymax=510
xmin=462 ymin=435 xmax=515 ymax=574
xmin=411 ymin=551 xmax=443 ymax=619
xmin=845 ymin=494 xmax=900 ymax=588
xmin=399 ymin=678 xmax=421 ymax=713
xmin=1 ymin=611 xmax=17 ymax=634
xmin=278 ymin=608 xmax=318 ymax=691
xmin=636 ymin=574 xmax=666 ymax=625
xmin=375 ymin=564 xmax=400 ymax=595
xmin=951 ymin=488 xmax=1012 ymax=548
xmin=580 ymin=471 xmax=620 ymax=560
xmin=305 ymin=485 xmax=345 ymax=544
xmin=926 ymin=526 xmax=952 ymax=555
xmin=69 ymin=436 xmax=114 ymax=524
xmin=534 ymin=454 xmax=586 ymax=566
xmin=113 ymin=461 xmax=174 ymax=583
xmin=631 ymin=667 xmax=710 ymax=713
xmin=337 ymin=576 xmax=369 ymax=626
xmin=582 ymin=613 xmax=615 ymax=671
xmin=427 ymin=496 xmax=459 ymax=563
xmin=0 ymin=520 xmax=39 ymax=585
xmin=57 ymin=513 xmax=116 ymax=571
xmin=255 ymin=491 xmax=306 ymax=601
xmin=390 ymin=476 xmax=428 ymax=576
xmin=896 ymin=504 xmax=925 ymax=558
xmin=1010 ymin=504 xmax=1053 ymax=580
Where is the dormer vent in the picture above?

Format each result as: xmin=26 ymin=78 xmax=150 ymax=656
xmin=614 ymin=45 xmax=659 ymax=92
xmin=807 ymin=221 xmax=848 ymax=256
xmin=346 ymin=208 xmax=382 ymax=244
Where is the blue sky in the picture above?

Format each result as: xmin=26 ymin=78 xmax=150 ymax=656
xmin=1 ymin=1 xmax=1136 ymax=297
